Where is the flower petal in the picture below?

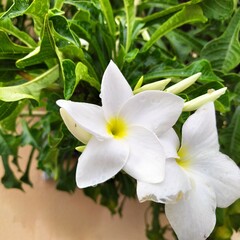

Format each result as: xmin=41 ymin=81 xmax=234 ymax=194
xmin=120 ymin=91 xmax=183 ymax=134
xmin=165 ymin=175 xmax=216 ymax=240
xmin=60 ymin=108 xmax=91 ymax=144
xmin=76 ymin=137 xmax=129 ymax=188
xmin=137 ymin=158 xmax=191 ymax=203
xmin=191 ymin=152 xmax=240 ymax=208
xmin=101 ymin=60 xmax=133 ymax=119
xmin=57 ymin=100 xmax=108 ymax=139
xmin=123 ymin=126 xmax=165 ymax=183
xmin=181 ymin=102 xmax=219 ymax=156
xmin=158 ymin=128 xmax=180 ymax=158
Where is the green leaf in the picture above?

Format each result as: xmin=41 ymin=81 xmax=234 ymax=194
xmin=20 ymin=147 xmax=35 ymax=187
xmin=99 ymin=180 xmax=119 ymax=214
xmin=50 ymin=15 xmax=80 ymax=47
xmin=0 ymin=0 xmax=30 ymax=18
xmin=201 ymin=9 xmax=240 ymax=73
xmin=21 ymin=120 xmax=39 ymax=148
xmin=123 ymin=0 xmax=135 ymax=52
xmin=220 ymin=106 xmax=240 ymax=163
xmin=1 ymin=155 xmax=22 ymax=190
xmin=16 ymin=15 xmax=57 ymax=68
xmin=25 ymin=0 xmax=50 ymax=34
xmin=0 ymin=65 xmax=59 ymax=102
xmin=0 ymin=31 xmax=32 ymax=60
xmin=0 ymin=100 xmax=27 ymax=132
xmin=144 ymin=59 xmax=223 ymax=83
xmin=0 ymin=18 xmax=37 ymax=47
xmin=141 ymin=5 xmax=207 ymax=52
xmin=99 ymin=0 xmax=116 ymax=37
xmin=200 ymin=0 xmax=234 ymax=20
xmin=165 ymin=29 xmax=204 ymax=61
xmin=62 ymin=59 xmax=77 ymax=99
xmin=0 ymin=101 xmax=18 ymax=121
xmin=142 ymin=0 xmax=203 ymax=24
xmin=38 ymin=147 xmax=59 ymax=180
xmin=75 ymin=62 xmax=100 ymax=91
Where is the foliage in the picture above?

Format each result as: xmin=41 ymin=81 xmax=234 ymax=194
xmin=0 ymin=0 xmax=239 ymax=239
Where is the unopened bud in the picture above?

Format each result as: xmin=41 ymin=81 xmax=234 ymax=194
xmin=134 ymin=78 xmax=171 ymax=94
xmin=183 ymin=87 xmax=227 ymax=111
xmin=165 ymin=73 xmax=201 ymax=94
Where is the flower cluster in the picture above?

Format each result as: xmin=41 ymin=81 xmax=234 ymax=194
xmin=57 ymin=61 xmax=240 ymax=240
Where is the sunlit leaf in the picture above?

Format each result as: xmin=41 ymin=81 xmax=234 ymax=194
xmin=0 ymin=0 xmax=30 ymax=18
xmin=0 ymin=65 xmax=59 ymax=102
xmin=0 ymin=18 xmax=37 ymax=47
xmin=0 ymin=31 xmax=32 ymax=60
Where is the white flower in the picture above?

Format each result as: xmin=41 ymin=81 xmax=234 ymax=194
xmin=137 ymin=102 xmax=240 ymax=240
xmin=57 ymin=61 xmax=184 ymax=188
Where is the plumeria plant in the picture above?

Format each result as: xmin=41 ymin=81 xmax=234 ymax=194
xmin=0 ymin=0 xmax=240 ymax=239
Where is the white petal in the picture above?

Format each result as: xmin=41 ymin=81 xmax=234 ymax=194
xmin=57 ymin=100 xmax=108 ymax=139
xmin=181 ymin=102 xmax=219 ymax=156
xmin=120 ymin=91 xmax=184 ymax=134
xmin=60 ymin=109 xmax=91 ymax=144
xmin=165 ymin=176 xmax=216 ymax=240
xmin=137 ymin=158 xmax=191 ymax=203
xmin=123 ymin=126 xmax=165 ymax=183
xmin=191 ymin=152 xmax=240 ymax=208
xmin=76 ymin=137 xmax=129 ymax=188
xmin=101 ymin=60 xmax=133 ymax=119
xmin=158 ymin=128 xmax=180 ymax=158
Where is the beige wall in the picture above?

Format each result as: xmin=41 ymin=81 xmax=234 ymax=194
xmin=0 ymin=147 xmax=239 ymax=240
xmin=0 ymin=147 xmax=169 ymax=240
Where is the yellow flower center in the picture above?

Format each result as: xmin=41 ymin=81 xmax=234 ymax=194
xmin=106 ymin=117 xmax=127 ymax=139
xmin=176 ymin=147 xmax=190 ymax=169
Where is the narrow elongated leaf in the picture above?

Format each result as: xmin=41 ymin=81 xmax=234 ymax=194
xmin=200 ymin=0 xmax=234 ymax=20
xmin=123 ymin=0 xmax=135 ymax=52
xmin=142 ymin=0 xmax=203 ymax=24
xmin=0 ymin=65 xmax=59 ymax=102
xmin=99 ymin=0 xmax=116 ymax=37
xmin=141 ymin=5 xmax=207 ymax=52
xmin=201 ymin=9 xmax=240 ymax=73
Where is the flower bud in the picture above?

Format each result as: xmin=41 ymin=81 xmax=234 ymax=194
xmin=183 ymin=87 xmax=227 ymax=111
xmin=165 ymin=72 xmax=201 ymax=94
xmin=133 ymin=78 xmax=171 ymax=94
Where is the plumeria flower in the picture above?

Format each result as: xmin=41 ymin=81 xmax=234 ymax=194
xmin=57 ymin=61 xmax=184 ymax=188
xmin=137 ymin=102 xmax=240 ymax=240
